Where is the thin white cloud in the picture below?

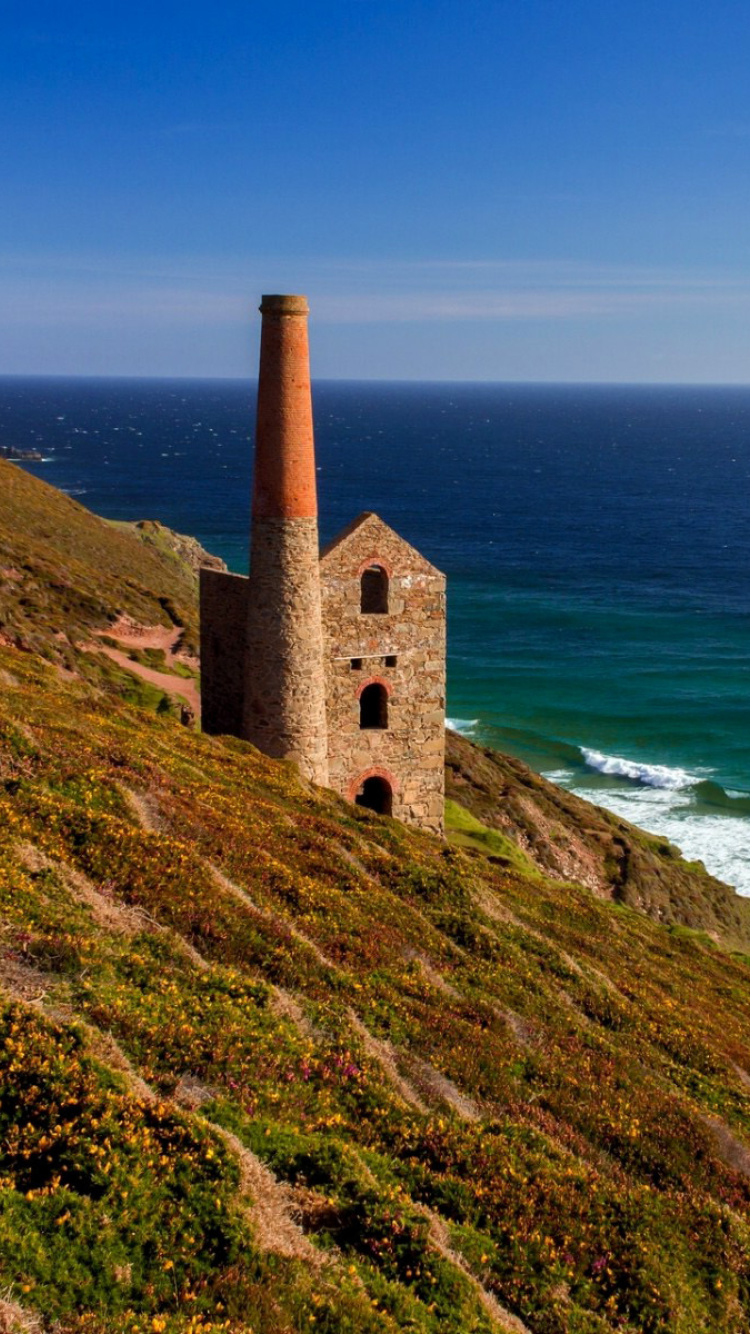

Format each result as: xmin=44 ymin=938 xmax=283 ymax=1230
xmin=0 ymin=283 xmax=245 ymax=328
xmin=2 ymin=250 xmax=750 ymax=329
xmin=312 ymin=286 xmax=750 ymax=323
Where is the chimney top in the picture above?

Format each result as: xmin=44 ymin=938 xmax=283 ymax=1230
xmin=252 ymin=292 xmax=317 ymax=520
xmin=259 ymin=294 xmax=309 ymax=315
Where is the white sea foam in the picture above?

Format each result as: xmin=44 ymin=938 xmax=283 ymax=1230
xmin=548 ymin=770 xmax=750 ymax=896
xmin=446 ymin=717 xmax=479 ymax=736
xmin=585 ymin=786 xmax=750 ymax=897
xmin=580 ymin=747 xmax=697 ymax=791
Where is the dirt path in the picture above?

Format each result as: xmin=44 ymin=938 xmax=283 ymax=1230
xmin=84 ymin=617 xmax=201 ymax=718
xmin=102 ymin=615 xmax=184 ymax=655
xmin=95 ymin=644 xmax=201 ymax=715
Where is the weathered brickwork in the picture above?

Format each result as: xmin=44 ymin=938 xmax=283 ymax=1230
xmin=254 ymin=296 xmax=319 ymax=520
xmin=243 ymin=517 xmax=329 ymax=786
xmin=320 ymin=512 xmax=446 ymax=836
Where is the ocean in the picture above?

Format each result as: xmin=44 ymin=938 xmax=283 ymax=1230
xmin=2 ymin=376 xmax=749 ymax=894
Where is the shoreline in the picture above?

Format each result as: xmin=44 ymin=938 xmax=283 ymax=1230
xmin=448 ymin=716 xmax=750 ymax=896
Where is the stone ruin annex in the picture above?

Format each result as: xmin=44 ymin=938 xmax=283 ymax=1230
xmin=200 ymin=295 xmax=446 ymax=835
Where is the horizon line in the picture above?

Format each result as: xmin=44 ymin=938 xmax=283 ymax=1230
xmin=2 ymin=371 xmax=750 ymax=389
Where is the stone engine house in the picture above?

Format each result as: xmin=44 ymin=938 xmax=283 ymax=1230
xmin=200 ymin=295 xmax=446 ymax=836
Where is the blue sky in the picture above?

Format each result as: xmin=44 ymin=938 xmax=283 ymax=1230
xmin=2 ymin=0 xmax=750 ymax=380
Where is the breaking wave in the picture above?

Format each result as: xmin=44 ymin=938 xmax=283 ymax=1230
xmin=446 ymin=717 xmax=479 ymax=737
xmin=580 ymin=747 xmax=697 ymax=791
xmin=547 ymin=747 xmax=750 ymax=894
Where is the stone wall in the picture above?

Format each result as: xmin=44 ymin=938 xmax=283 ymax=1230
xmin=199 ymin=568 xmax=249 ymax=736
xmin=320 ymin=513 xmax=446 ymax=835
xmin=200 ymin=509 xmax=446 ymax=835
xmin=243 ymin=516 xmax=329 ymax=786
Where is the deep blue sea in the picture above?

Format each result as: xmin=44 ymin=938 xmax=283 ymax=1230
xmin=2 ymin=377 xmax=749 ymax=893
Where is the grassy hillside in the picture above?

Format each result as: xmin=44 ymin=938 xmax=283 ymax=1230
xmin=5 ymin=646 xmax=750 ymax=1333
xmin=2 ymin=464 xmax=750 ymax=1332
xmin=0 ymin=460 xmax=202 ymax=662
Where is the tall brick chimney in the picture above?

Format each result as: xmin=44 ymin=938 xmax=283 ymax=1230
xmin=242 ymin=295 xmax=329 ymax=784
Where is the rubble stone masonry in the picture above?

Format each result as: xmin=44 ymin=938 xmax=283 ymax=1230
xmin=320 ymin=513 xmax=446 ymax=835
xmin=243 ymin=516 xmax=329 ymax=786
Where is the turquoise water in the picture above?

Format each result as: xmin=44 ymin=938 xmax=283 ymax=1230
xmin=2 ymin=377 xmax=748 ymax=890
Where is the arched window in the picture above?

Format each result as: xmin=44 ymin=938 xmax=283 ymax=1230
xmin=359 ymin=682 xmax=388 ymax=730
xmin=360 ymin=565 xmax=389 ymax=614
xmin=355 ymin=775 xmax=393 ymax=816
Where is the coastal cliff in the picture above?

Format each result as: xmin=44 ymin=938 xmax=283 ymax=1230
xmin=2 ymin=459 xmax=750 ymax=1332
xmin=446 ymin=728 xmax=750 ymax=952
xmin=116 ymin=517 xmax=228 ymax=582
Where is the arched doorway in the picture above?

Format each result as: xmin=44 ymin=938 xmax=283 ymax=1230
xmin=355 ymin=775 xmax=393 ymax=816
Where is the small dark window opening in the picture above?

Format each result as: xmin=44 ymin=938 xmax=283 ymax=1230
xmin=355 ymin=776 xmax=393 ymax=816
xmin=350 ymin=657 xmax=363 ymax=670
xmin=361 ymin=565 xmax=389 ymax=614
xmin=384 ymin=654 xmax=397 ymax=667
xmin=360 ymin=683 xmax=388 ymax=730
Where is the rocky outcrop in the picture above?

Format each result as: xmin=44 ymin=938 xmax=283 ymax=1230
xmin=128 ymin=519 xmax=227 ymax=582
xmin=446 ymin=727 xmax=750 ymax=951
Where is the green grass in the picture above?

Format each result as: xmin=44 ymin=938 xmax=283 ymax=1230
xmin=125 ymin=646 xmax=197 ymax=680
xmin=445 ymin=798 xmax=541 ymax=876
